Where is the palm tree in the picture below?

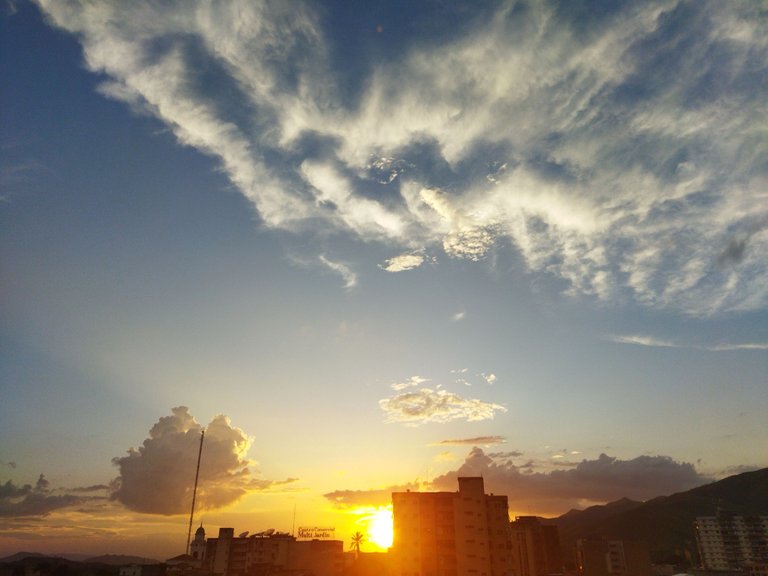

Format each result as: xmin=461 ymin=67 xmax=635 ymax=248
xmin=350 ymin=531 xmax=366 ymax=559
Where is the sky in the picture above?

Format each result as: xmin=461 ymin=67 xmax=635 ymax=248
xmin=1 ymin=0 xmax=767 ymax=560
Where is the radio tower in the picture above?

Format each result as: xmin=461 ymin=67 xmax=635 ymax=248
xmin=185 ymin=429 xmax=205 ymax=555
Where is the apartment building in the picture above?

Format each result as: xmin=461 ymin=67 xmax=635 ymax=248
xmin=510 ymin=516 xmax=563 ymax=576
xmin=391 ymin=476 xmax=513 ymax=576
xmin=203 ymin=527 xmax=343 ymax=576
xmin=695 ymin=511 xmax=768 ymax=571
xmin=576 ymin=539 xmax=651 ymax=576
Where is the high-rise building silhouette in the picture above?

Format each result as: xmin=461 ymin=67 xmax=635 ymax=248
xmin=510 ymin=516 xmax=563 ymax=576
xmin=391 ymin=477 xmax=513 ymax=576
xmin=576 ymin=539 xmax=651 ymax=576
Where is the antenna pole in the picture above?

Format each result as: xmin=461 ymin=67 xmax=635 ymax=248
xmin=186 ymin=429 xmax=205 ymax=555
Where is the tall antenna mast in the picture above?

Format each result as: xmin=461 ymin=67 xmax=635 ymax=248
xmin=186 ymin=429 xmax=205 ymax=555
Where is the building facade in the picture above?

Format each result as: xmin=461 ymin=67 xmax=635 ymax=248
xmin=391 ymin=476 xmax=513 ymax=576
xmin=203 ymin=527 xmax=343 ymax=576
xmin=576 ymin=539 xmax=651 ymax=576
xmin=510 ymin=516 xmax=563 ymax=576
xmin=695 ymin=512 xmax=768 ymax=571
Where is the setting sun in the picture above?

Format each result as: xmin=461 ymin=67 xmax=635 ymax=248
xmin=360 ymin=508 xmax=393 ymax=550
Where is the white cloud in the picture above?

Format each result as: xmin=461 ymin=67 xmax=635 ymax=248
xmin=710 ymin=342 xmax=768 ymax=351
xmin=607 ymin=334 xmax=680 ymax=348
xmin=379 ymin=388 xmax=507 ymax=426
xmin=451 ymin=311 xmax=466 ymax=322
xmin=110 ymin=407 xmax=296 ymax=515
xmin=607 ymin=334 xmax=768 ymax=351
xmin=318 ymin=255 xmax=357 ymax=291
xmin=481 ymin=372 xmax=497 ymax=385
xmin=380 ymin=252 xmax=427 ymax=273
xmin=390 ymin=375 xmax=429 ymax=391
xmin=34 ymin=0 xmax=768 ymax=315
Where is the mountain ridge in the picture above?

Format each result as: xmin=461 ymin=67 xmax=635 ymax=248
xmin=548 ymin=467 xmax=768 ymax=563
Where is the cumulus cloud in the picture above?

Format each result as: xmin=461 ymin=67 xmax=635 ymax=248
xmin=432 ymin=448 xmax=709 ymax=515
xmin=0 ymin=474 xmax=84 ymax=517
xmin=33 ymin=0 xmax=768 ymax=315
xmin=432 ymin=436 xmax=507 ymax=446
xmin=110 ymin=406 xmax=296 ymax=515
xmin=379 ymin=388 xmax=506 ymax=425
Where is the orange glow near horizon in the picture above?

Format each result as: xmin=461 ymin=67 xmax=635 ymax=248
xmin=366 ymin=508 xmax=393 ymax=549
xmin=351 ymin=506 xmax=393 ymax=551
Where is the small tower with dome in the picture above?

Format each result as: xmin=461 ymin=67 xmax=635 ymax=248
xmin=190 ymin=524 xmax=206 ymax=563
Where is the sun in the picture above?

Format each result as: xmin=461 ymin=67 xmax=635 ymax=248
xmin=365 ymin=508 xmax=393 ymax=550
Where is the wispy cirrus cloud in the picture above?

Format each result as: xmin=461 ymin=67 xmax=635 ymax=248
xmin=607 ymin=334 xmax=680 ymax=348
xmin=34 ymin=0 xmax=768 ymax=315
xmin=379 ymin=388 xmax=506 ymax=426
xmin=318 ymin=255 xmax=357 ymax=291
xmin=608 ymin=334 xmax=768 ymax=351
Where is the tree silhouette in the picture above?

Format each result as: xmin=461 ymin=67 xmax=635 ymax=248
xmin=350 ymin=531 xmax=366 ymax=559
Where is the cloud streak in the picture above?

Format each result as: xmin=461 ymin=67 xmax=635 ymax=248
xmin=318 ymin=255 xmax=357 ymax=290
xmin=608 ymin=334 xmax=768 ymax=351
xmin=34 ymin=0 xmax=768 ymax=315
xmin=432 ymin=436 xmax=507 ymax=446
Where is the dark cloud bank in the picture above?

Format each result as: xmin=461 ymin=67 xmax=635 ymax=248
xmin=325 ymin=448 xmax=710 ymax=516
xmin=433 ymin=448 xmax=709 ymax=515
xmin=0 ymin=474 xmax=85 ymax=517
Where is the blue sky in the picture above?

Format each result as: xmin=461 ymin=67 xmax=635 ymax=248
xmin=1 ymin=0 xmax=767 ymax=558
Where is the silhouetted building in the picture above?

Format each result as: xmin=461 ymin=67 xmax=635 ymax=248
xmin=695 ymin=511 xmax=768 ymax=571
xmin=203 ymin=527 xmax=343 ymax=576
xmin=510 ymin=516 xmax=563 ymax=576
xmin=576 ymin=539 xmax=651 ymax=576
xmin=190 ymin=525 xmax=206 ymax=564
xmin=391 ymin=476 xmax=513 ymax=576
